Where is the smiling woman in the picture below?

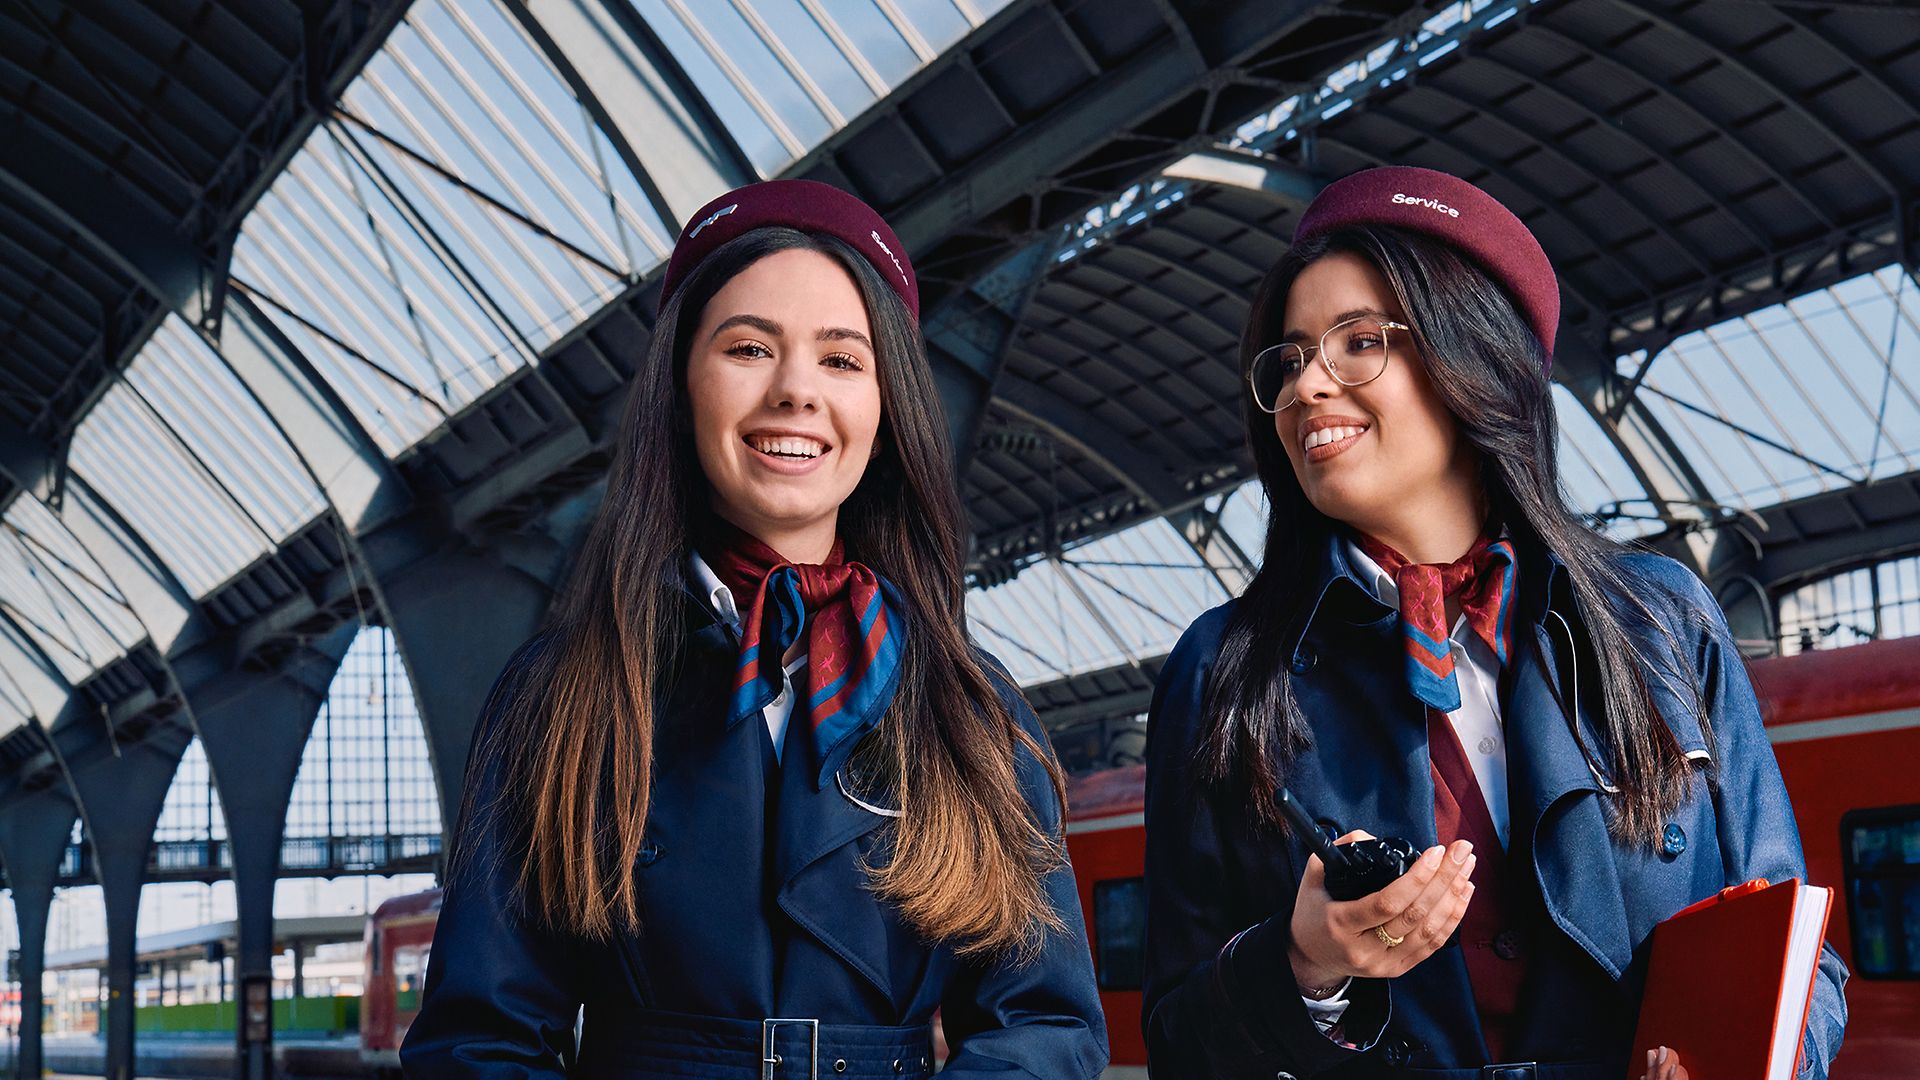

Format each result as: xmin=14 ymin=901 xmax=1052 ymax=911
xmin=1141 ymin=166 xmax=1849 ymax=1079
xmin=400 ymin=180 xmax=1106 ymax=1080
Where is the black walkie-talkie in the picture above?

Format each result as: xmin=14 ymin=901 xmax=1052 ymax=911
xmin=1276 ymin=787 xmax=1422 ymax=902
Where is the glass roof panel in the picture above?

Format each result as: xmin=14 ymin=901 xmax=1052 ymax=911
xmin=1622 ymin=264 xmax=1920 ymax=510
xmin=1216 ymin=480 xmax=1269 ymax=570
xmin=1057 ymin=519 xmax=1232 ymax=661
xmin=232 ymin=128 xmax=538 ymax=455
xmin=67 ymin=383 xmax=278 ymax=600
xmin=0 ymin=495 xmax=144 ymax=684
xmin=0 ymin=623 xmax=33 ymax=735
xmin=628 ymin=0 xmax=1013 ymax=176
xmin=338 ymin=0 xmax=669 ymax=345
xmin=127 ymin=319 xmax=325 ymax=542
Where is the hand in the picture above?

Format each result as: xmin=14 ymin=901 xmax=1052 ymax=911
xmin=1287 ymin=832 xmax=1476 ymax=989
xmin=1642 ymin=1046 xmax=1689 ymax=1080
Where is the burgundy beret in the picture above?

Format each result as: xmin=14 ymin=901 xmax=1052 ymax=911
xmin=1293 ymin=165 xmax=1559 ymax=364
xmin=660 ymin=179 xmax=918 ymax=320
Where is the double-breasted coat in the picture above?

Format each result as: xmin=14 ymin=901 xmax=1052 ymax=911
xmin=402 ymin=574 xmax=1108 ymax=1078
xmin=1142 ymin=536 xmax=1847 ymax=1078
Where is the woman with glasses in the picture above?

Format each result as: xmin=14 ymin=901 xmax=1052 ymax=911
xmin=402 ymin=180 xmax=1106 ymax=1079
xmin=1140 ymin=166 xmax=1846 ymax=1079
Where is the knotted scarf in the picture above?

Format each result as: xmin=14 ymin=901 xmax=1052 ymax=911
xmin=698 ymin=521 xmax=905 ymax=786
xmin=1353 ymin=532 xmax=1517 ymax=713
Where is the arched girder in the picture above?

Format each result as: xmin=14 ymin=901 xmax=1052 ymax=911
xmin=1015 ymin=290 xmax=1231 ymax=475
xmin=1520 ymin=22 xmax=1838 ymax=235
xmin=0 ymin=781 xmax=79 ymax=1080
xmin=1604 ymin=0 xmax=1902 ymax=209
xmin=1064 ymin=257 xmax=1244 ymax=344
xmin=993 ymin=373 xmax=1189 ymax=512
xmin=1454 ymin=46 xmax=1773 ymax=259
xmin=0 ymin=111 xmax=213 ymax=324
xmin=1553 ymin=330 xmax=1715 ymax=574
xmin=1400 ymin=70 xmax=1718 ymax=283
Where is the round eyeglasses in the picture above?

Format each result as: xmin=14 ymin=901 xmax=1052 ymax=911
xmin=1247 ymin=315 xmax=1411 ymax=413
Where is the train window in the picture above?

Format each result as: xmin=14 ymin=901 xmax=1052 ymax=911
xmin=1093 ymin=877 xmax=1145 ymax=992
xmin=1840 ymin=805 xmax=1920 ymax=978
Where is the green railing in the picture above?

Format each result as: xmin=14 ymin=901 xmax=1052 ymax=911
xmin=133 ymin=995 xmax=360 ymax=1036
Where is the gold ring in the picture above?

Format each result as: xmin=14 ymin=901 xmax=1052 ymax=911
xmin=1374 ymin=925 xmax=1406 ymax=948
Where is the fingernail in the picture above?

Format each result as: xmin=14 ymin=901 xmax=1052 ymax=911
xmin=1647 ymin=1049 xmax=1656 ymax=1070
xmin=1464 ymin=853 xmax=1478 ymax=873
xmin=1658 ymin=1047 xmax=1669 ymax=1066
xmin=1451 ymin=841 xmax=1472 ymax=864
xmin=1421 ymin=846 xmax=1443 ymax=869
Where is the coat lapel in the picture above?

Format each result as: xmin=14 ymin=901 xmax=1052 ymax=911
xmin=773 ymin=721 xmax=895 ymax=1002
xmin=1507 ymin=618 xmax=1635 ymax=979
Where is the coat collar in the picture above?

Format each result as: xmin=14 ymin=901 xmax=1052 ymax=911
xmin=1285 ymin=529 xmax=1576 ymax=667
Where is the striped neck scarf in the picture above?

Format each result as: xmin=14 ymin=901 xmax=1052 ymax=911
xmin=698 ymin=521 xmax=905 ymax=786
xmin=1353 ymin=532 xmax=1518 ymax=713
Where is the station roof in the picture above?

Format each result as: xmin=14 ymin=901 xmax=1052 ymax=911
xmin=2 ymin=0 xmax=1918 ymax=772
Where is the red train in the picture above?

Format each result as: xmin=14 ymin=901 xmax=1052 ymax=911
xmin=363 ymin=637 xmax=1920 ymax=1076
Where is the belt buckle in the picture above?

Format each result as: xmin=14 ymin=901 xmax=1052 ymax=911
xmin=1481 ymin=1064 xmax=1538 ymax=1080
xmin=762 ymin=1017 xmax=820 ymax=1080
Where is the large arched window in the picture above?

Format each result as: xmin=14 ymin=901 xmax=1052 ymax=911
xmin=1777 ymin=553 xmax=1920 ymax=655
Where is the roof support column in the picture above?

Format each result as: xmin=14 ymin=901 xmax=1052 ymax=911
xmin=184 ymin=628 xmax=355 ymax=1080
xmin=925 ymin=239 xmax=1056 ymax=473
xmin=54 ymin=724 xmax=194 ymax=1080
xmin=380 ymin=550 xmax=554 ymax=840
xmin=0 ymin=787 xmax=76 ymax=1080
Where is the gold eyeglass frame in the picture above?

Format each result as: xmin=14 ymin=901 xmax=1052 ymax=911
xmin=1247 ymin=316 xmax=1412 ymax=414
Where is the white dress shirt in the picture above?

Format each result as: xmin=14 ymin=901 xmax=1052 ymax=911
xmin=1299 ymin=539 xmax=1514 ymax=1032
xmin=689 ymin=552 xmax=808 ymax=764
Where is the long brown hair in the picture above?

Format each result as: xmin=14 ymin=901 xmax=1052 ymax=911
xmin=461 ymin=227 xmax=1068 ymax=958
xmin=1201 ymin=226 xmax=1710 ymax=843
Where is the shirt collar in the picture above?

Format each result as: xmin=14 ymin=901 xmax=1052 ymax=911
xmin=688 ymin=550 xmax=741 ymax=630
xmin=1343 ymin=536 xmax=1399 ymax=610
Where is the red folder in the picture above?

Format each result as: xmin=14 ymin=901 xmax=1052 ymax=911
xmin=1629 ymin=878 xmax=1832 ymax=1080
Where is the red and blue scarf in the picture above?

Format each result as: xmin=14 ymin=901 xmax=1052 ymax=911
xmin=698 ymin=521 xmax=905 ymax=786
xmin=1353 ymin=532 xmax=1517 ymax=713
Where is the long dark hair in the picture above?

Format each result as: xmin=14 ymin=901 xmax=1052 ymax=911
xmin=1201 ymin=226 xmax=1709 ymax=843
xmin=460 ymin=226 xmax=1067 ymax=958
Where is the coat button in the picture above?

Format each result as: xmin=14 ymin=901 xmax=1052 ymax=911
xmin=1493 ymin=928 xmax=1524 ymax=961
xmin=1662 ymin=822 xmax=1687 ymax=858
xmin=1382 ymin=1037 xmax=1413 ymax=1066
xmin=892 ymin=1060 xmax=903 ymax=1073
xmin=637 ymin=841 xmax=663 ymax=867
xmin=1290 ymin=649 xmax=1317 ymax=675
xmin=833 ymin=1060 xmax=847 ymax=1073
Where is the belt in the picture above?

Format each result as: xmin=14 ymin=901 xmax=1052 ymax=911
xmin=576 ymin=1005 xmax=934 ymax=1080
xmin=1397 ymin=1062 xmax=1610 ymax=1080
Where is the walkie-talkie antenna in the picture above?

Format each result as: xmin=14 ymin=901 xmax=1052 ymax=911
xmin=1277 ymin=788 xmax=1352 ymax=871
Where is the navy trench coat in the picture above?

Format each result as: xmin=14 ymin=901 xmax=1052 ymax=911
xmin=1142 ymin=536 xmax=1847 ymax=1079
xmin=402 ymin=578 xmax=1107 ymax=1078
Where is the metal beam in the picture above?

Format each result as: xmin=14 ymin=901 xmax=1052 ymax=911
xmin=925 ymin=238 xmax=1054 ymax=471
